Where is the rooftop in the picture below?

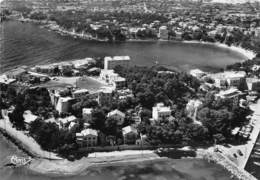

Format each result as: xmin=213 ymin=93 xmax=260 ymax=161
xmin=77 ymin=128 xmax=98 ymax=137
xmin=59 ymin=115 xmax=77 ymax=124
xmin=108 ymin=109 xmax=126 ymax=118
xmin=0 ymin=74 xmax=16 ymax=84
xmin=210 ymin=71 xmax=246 ymax=79
xmin=73 ymin=89 xmax=89 ymax=94
xmin=82 ymin=108 xmax=93 ymax=114
xmin=122 ymin=126 xmax=138 ymax=135
xmin=23 ymin=110 xmax=38 ymax=124
xmin=105 ymin=56 xmax=130 ymax=61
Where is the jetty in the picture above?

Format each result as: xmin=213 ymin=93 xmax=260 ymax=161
xmin=204 ymin=151 xmax=257 ymax=180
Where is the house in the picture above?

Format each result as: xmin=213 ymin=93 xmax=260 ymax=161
xmin=68 ymin=122 xmax=77 ymax=130
xmin=158 ymin=26 xmax=168 ymax=40
xmin=56 ymin=96 xmax=74 ymax=114
xmin=190 ymin=69 xmax=206 ymax=79
xmin=107 ymin=109 xmax=125 ymax=125
xmin=0 ymin=74 xmax=16 ymax=85
xmin=5 ymin=67 xmax=27 ymax=81
xmin=23 ymin=110 xmax=38 ymax=129
xmin=186 ymin=99 xmax=202 ymax=118
xmin=100 ymin=69 xmax=126 ymax=89
xmin=97 ymin=89 xmax=113 ymax=106
xmin=113 ymin=77 xmax=126 ymax=90
xmin=122 ymin=126 xmax=138 ymax=144
xmin=215 ymin=88 xmax=243 ymax=99
xmin=209 ymin=71 xmax=246 ymax=88
xmin=72 ymin=58 xmax=96 ymax=69
xmin=246 ymin=78 xmax=260 ymax=91
xmin=152 ymin=103 xmax=171 ymax=121
xmin=100 ymin=69 xmax=119 ymax=84
xmin=58 ymin=115 xmax=77 ymax=128
xmin=104 ymin=56 xmax=130 ymax=70
xmin=82 ymin=108 xmax=93 ymax=123
xmin=76 ymin=129 xmax=98 ymax=147
xmin=117 ymin=89 xmax=134 ymax=100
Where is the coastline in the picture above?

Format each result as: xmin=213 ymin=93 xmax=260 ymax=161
xmin=1 ymin=19 xmax=259 ymax=179
xmin=183 ymin=40 xmax=257 ymax=61
xmin=0 ymin=119 xmax=256 ymax=180
xmin=15 ymin=18 xmax=257 ymax=64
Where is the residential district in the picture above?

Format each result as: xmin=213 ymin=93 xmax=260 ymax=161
xmin=1 ymin=0 xmax=260 ymax=54
xmin=1 ymin=0 xmax=260 ymax=179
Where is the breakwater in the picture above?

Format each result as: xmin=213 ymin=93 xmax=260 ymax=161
xmin=204 ymin=152 xmax=257 ymax=180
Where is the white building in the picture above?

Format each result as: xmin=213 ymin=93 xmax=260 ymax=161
xmin=97 ymin=89 xmax=113 ymax=106
xmin=190 ymin=69 xmax=206 ymax=79
xmin=76 ymin=129 xmax=98 ymax=147
xmin=122 ymin=126 xmax=138 ymax=144
xmin=158 ymin=26 xmax=168 ymax=40
xmin=0 ymin=74 xmax=16 ymax=85
xmin=71 ymin=58 xmax=96 ymax=69
xmin=82 ymin=108 xmax=93 ymax=123
xmin=59 ymin=115 xmax=77 ymax=128
xmin=215 ymin=88 xmax=242 ymax=99
xmin=113 ymin=77 xmax=126 ymax=90
xmin=23 ymin=110 xmax=38 ymax=129
xmin=56 ymin=96 xmax=73 ymax=114
xmin=246 ymin=78 xmax=260 ymax=91
xmin=152 ymin=103 xmax=171 ymax=121
xmin=100 ymin=69 xmax=119 ymax=84
xmin=107 ymin=109 xmax=125 ymax=125
xmin=104 ymin=56 xmax=131 ymax=70
xmin=100 ymin=70 xmax=126 ymax=89
xmin=209 ymin=71 xmax=246 ymax=88
xmin=255 ymin=27 xmax=260 ymax=39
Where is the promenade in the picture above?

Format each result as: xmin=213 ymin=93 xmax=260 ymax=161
xmin=0 ymin=116 xmax=61 ymax=160
xmin=218 ymin=100 xmax=260 ymax=173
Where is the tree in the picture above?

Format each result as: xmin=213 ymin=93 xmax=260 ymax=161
xmin=89 ymin=109 xmax=106 ymax=131
xmin=8 ymin=94 xmax=25 ymax=130
xmin=105 ymin=117 xmax=122 ymax=138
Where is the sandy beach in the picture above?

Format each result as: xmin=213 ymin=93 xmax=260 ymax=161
xmin=183 ymin=40 xmax=257 ymax=60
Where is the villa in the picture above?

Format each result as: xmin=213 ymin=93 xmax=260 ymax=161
xmin=104 ymin=56 xmax=130 ymax=70
xmin=246 ymin=78 xmax=260 ymax=92
xmin=122 ymin=126 xmax=138 ymax=144
xmin=215 ymin=88 xmax=243 ymax=99
xmin=56 ymin=96 xmax=74 ymax=114
xmin=23 ymin=110 xmax=38 ymax=129
xmin=59 ymin=115 xmax=77 ymax=128
xmin=107 ymin=109 xmax=125 ymax=125
xmin=151 ymin=103 xmax=171 ymax=122
xmin=76 ymin=128 xmax=98 ymax=147
xmin=0 ymin=74 xmax=16 ymax=85
xmin=209 ymin=71 xmax=246 ymax=88
xmin=82 ymin=108 xmax=93 ymax=123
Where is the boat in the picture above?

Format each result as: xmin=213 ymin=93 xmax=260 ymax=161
xmin=254 ymin=151 xmax=260 ymax=156
xmin=251 ymin=154 xmax=260 ymax=158
xmin=9 ymin=155 xmax=32 ymax=167
xmin=253 ymin=161 xmax=260 ymax=166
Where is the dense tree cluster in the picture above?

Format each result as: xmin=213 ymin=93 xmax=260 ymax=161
xmin=29 ymin=119 xmax=77 ymax=157
xmin=114 ymin=66 xmax=200 ymax=109
xmin=197 ymin=93 xmax=251 ymax=143
xmin=226 ymin=58 xmax=260 ymax=77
